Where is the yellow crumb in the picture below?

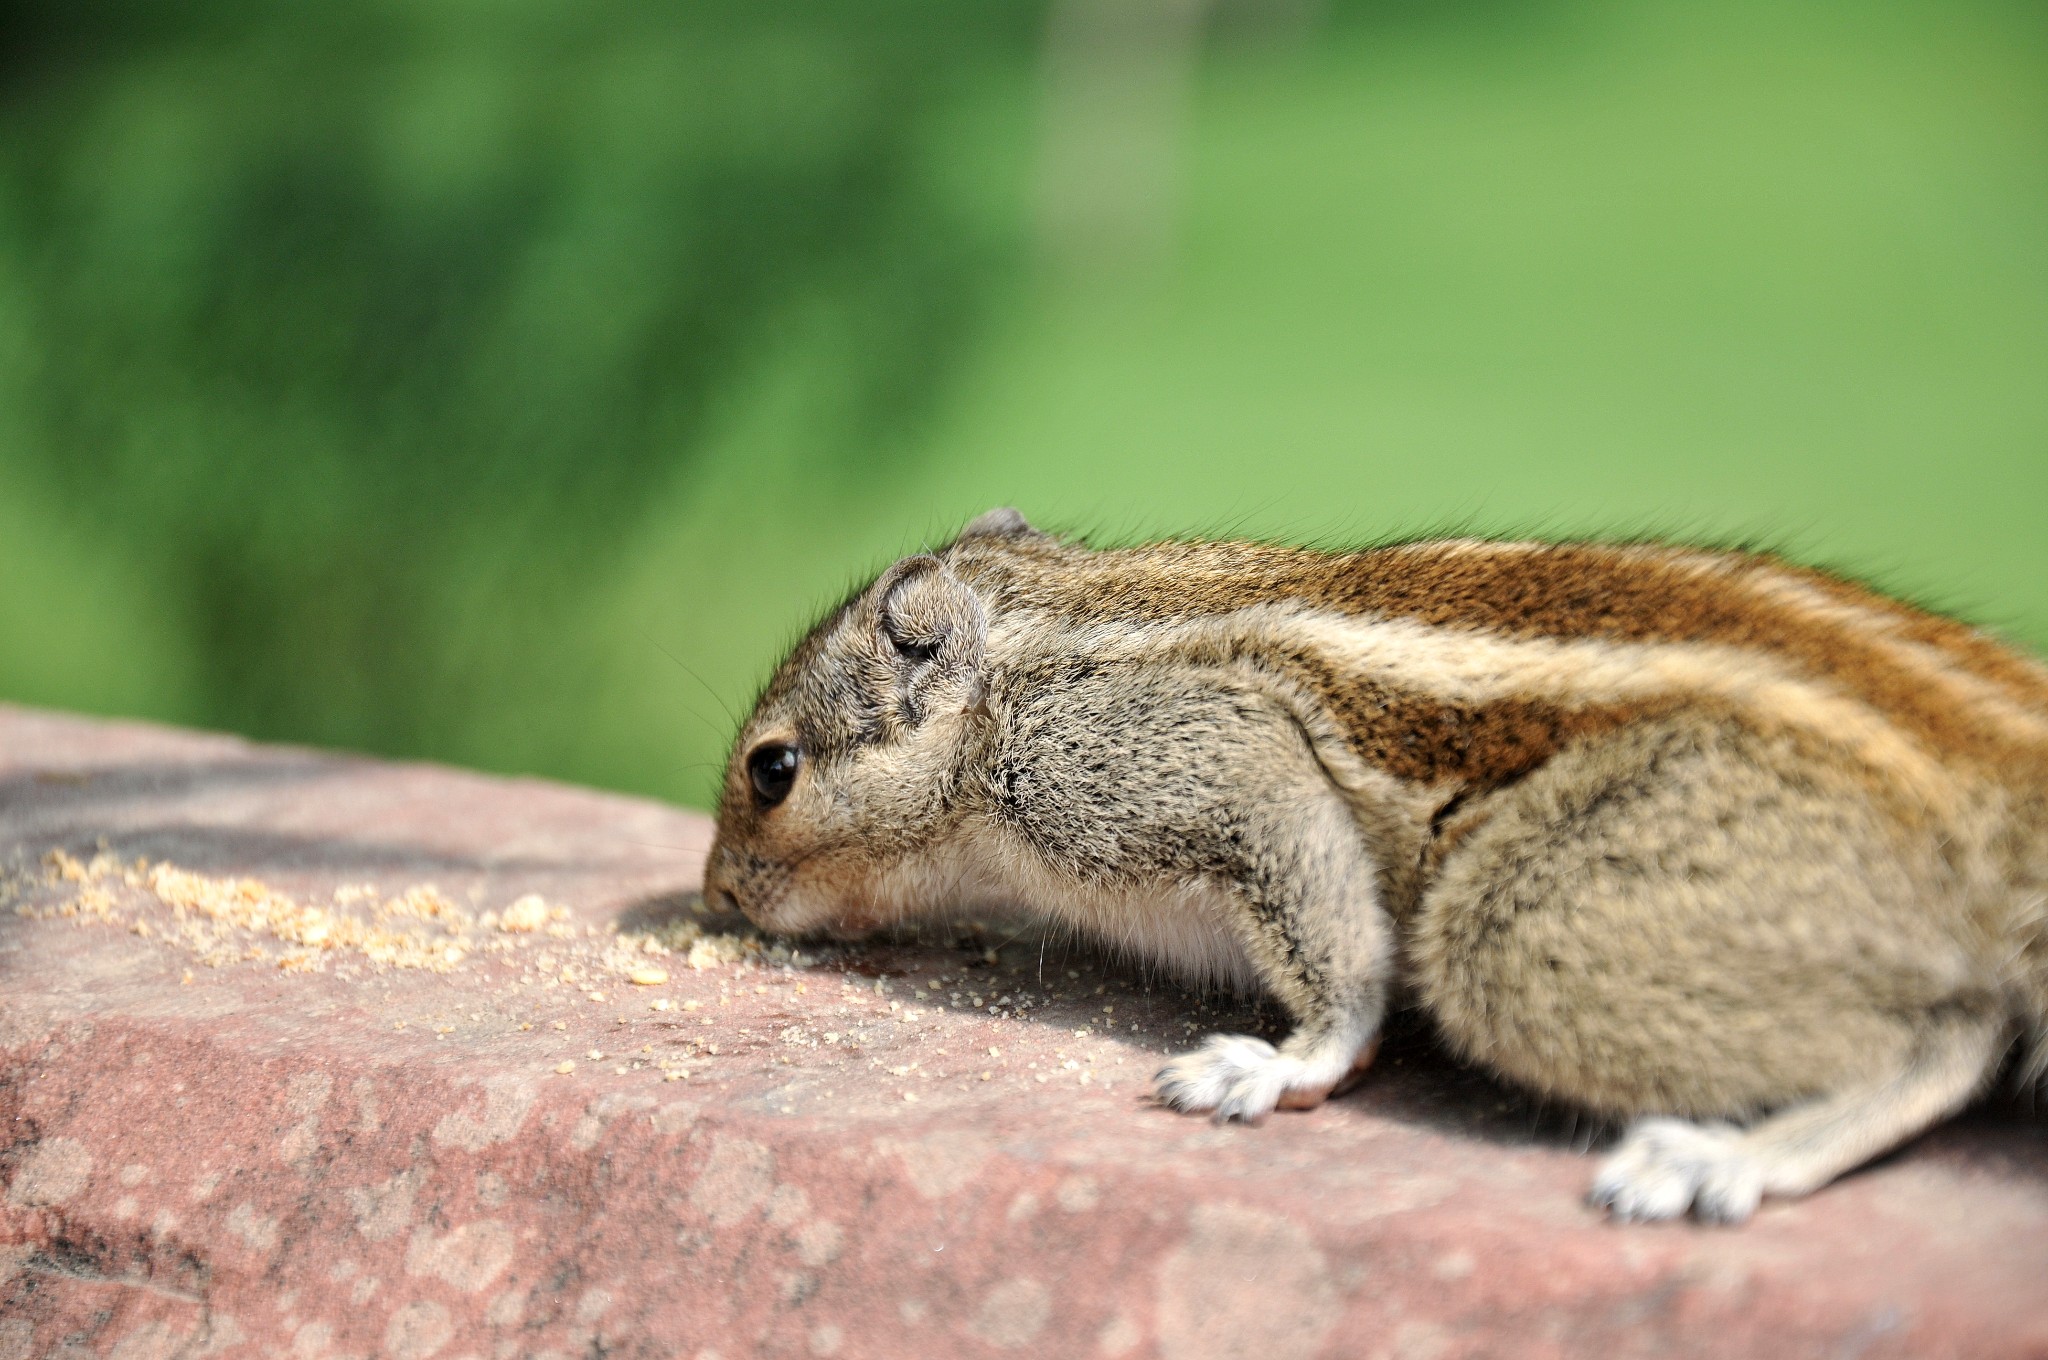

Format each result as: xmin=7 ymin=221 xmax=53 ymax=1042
xmin=18 ymin=848 xmax=775 ymax=994
xmin=499 ymin=895 xmax=550 ymax=933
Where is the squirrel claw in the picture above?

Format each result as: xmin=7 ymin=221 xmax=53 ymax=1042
xmin=1155 ymin=1032 xmax=1370 ymax=1122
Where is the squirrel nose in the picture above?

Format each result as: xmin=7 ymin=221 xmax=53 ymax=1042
xmin=699 ymin=852 xmax=740 ymax=917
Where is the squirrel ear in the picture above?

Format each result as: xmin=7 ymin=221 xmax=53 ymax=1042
xmin=957 ymin=507 xmax=1044 ymax=543
xmin=875 ymin=556 xmax=986 ymax=684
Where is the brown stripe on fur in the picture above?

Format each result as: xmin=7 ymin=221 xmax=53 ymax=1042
xmin=954 ymin=536 xmax=2048 ymax=782
xmin=1767 ymin=559 xmax=2048 ymax=713
xmin=1260 ymin=643 xmax=1662 ymax=790
xmin=1333 ymin=542 xmax=2048 ymax=775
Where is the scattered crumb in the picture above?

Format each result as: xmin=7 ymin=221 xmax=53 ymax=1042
xmin=15 ymin=848 xmax=778 ymax=987
xmin=14 ymin=848 xmax=1185 ymax=1100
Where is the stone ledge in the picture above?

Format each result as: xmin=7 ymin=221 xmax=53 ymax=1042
xmin=1 ymin=703 xmax=2044 ymax=1360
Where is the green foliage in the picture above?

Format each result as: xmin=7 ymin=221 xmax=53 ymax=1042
xmin=0 ymin=0 xmax=1035 ymax=752
xmin=1 ymin=0 xmax=2043 ymax=810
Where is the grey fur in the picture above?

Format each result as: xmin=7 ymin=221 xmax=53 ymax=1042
xmin=703 ymin=515 xmax=2048 ymax=1222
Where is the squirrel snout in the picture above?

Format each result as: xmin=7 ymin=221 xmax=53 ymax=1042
xmin=700 ymin=845 xmax=788 ymax=931
xmin=699 ymin=846 xmax=746 ymax=918
xmin=701 ymin=844 xmax=879 ymax=941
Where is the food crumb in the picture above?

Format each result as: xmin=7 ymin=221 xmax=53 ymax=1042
xmin=15 ymin=851 xmax=771 ymax=989
xmin=555 ymin=1060 xmax=576 ymax=1075
xmin=500 ymin=895 xmax=551 ymax=933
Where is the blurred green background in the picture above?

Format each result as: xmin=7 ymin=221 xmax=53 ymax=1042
xmin=1 ymin=0 xmax=2043 ymax=811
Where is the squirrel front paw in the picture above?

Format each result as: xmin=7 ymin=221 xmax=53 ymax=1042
xmin=1154 ymin=1032 xmax=1367 ymax=1122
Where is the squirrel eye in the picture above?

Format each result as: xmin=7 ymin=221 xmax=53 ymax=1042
xmin=746 ymin=743 xmax=800 ymax=808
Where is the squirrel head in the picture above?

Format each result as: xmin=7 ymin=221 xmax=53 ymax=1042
xmin=703 ymin=511 xmax=1045 ymax=938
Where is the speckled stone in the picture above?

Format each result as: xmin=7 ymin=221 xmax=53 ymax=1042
xmin=2 ymin=704 xmax=2045 ymax=1359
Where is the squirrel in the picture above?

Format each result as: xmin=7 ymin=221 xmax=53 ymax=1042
xmin=701 ymin=508 xmax=2048 ymax=1222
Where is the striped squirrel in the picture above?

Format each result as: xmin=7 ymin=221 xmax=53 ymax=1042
xmin=701 ymin=508 xmax=2048 ymax=1222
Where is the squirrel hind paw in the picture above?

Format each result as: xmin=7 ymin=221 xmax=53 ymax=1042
xmin=1153 ymin=1034 xmax=1334 ymax=1122
xmin=1588 ymin=1118 xmax=1764 ymax=1225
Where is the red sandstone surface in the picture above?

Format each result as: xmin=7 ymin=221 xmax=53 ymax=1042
xmin=2 ymin=703 xmax=2045 ymax=1360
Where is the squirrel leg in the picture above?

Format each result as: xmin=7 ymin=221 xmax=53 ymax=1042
xmin=1411 ymin=716 xmax=2010 ymax=1219
xmin=1590 ymin=1012 xmax=2003 ymax=1222
xmin=1153 ymin=789 xmax=1393 ymax=1122
xmin=995 ymin=668 xmax=1394 ymax=1123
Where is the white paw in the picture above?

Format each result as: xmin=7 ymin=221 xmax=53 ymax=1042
xmin=1155 ymin=1034 xmax=1312 ymax=1122
xmin=1588 ymin=1118 xmax=1764 ymax=1224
